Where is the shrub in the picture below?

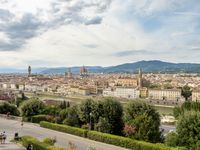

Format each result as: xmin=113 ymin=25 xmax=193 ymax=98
xmin=31 ymin=115 xmax=53 ymax=123
xmin=87 ymin=131 xmax=186 ymax=150
xmin=21 ymin=136 xmax=65 ymax=150
xmin=20 ymin=98 xmax=45 ymax=117
xmin=43 ymin=137 xmax=56 ymax=146
xmin=0 ymin=102 xmax=20 ymax=116
xmin=40 ymin=121 xmax=87 ymax=138
xmin=165 ymin=132 xmax=179 ymax=147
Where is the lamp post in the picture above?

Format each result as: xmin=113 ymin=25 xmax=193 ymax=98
xmin=89 ymin=112 xmax=93 ymax=130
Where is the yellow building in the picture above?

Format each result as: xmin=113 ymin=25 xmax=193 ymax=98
xmin=148 ymin=89 xmax=181 ymax=101
xmin=116 ymin=77 xmax=138 ymax=87
xmin=192 ymin=90 xmax=200 ymax=102
xmin=140 ymin=87 xmax=148 ymax=98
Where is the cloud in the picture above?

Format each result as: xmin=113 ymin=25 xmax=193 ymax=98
xmin=114 ymin=50 xmax=156 ymax=57
xmin=0 ymin=0 xmax=112 ymax=51
xmin=83 ymin=44 xmax=98 ymax=49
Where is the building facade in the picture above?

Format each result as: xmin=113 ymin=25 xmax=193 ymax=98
xmin=148 ymin=89 xmax=181 ymax=101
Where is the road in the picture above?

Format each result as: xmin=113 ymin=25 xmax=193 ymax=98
xmin=0 ymin=117 xmax=127 ymax=150
xmin=160 ymin=124 xmax=176 ymax=134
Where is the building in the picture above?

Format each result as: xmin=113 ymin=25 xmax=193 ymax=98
xmin=148 ymin=89 xmax=181 ymax=101
xmin=103 ymin=87 xmax=140 ymax=99
xmin=140 ymin=87 xmax=148 ymax=98
xmin=28 ymin=66 xmax=31 ymax=76
xmin=192 ymin=90 xmax=200 ymax=102
xmin=65 ymin=68 xmax=73 ymax=79
xmin=138 ymin=68 xmax=142 ymax=88
xmin=116 ymin=77 xmax=138 ymax=87
xmin=80 ymin=66 xmax=88 ymax=77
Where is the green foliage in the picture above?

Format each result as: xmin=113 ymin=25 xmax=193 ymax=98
xmin=181 ymin=85 xmax=192 ymax=101
xmin=177 ymin=111 xmax=200 ymax=149
xmin=43 ymin=137 xmax=56 ymax=146
xmin=0 ymin=102 xmax=20 ymax=116
xmin=173 ymin=102 xmax=200 ymax=119
xmin=42 ymin=106 xmax=61 ymax=116
xmin=31 ymin=115 xmax=53 ymax=123
xmin=21 ymin=136 xmax=66 ymax=150
xmin=165 ymin=132 xmax=179 ymax=147
xmin=20 ymin=98 xmax=45 ymax=117
xmin=95 ymin=117 xmax=112 ymax=133
xmin=59 ymin=109 xmax=68 ymax=121
xmin=87 ymin=131 xmax=185 ymax=150
xmin=40 ymin=121 xmax=88 ymax=138
xmin=63 ymin=105 xmax=81 ymax=127
xmin=59 ymin=101 xmax=69 ymax=109
xmin=124 ymin=101 xmax=161 ymax=143
xmin=78 ymin=99 xmax=97 ymax=124
xmin=99 ymin=97 xmax=124 ymax=135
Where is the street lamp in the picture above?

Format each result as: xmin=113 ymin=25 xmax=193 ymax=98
xmin=89 ymin=112 xmax=93 ymax=130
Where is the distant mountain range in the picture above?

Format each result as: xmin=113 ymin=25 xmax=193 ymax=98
xmin=1 ymin=60 xmax=200 ymax=74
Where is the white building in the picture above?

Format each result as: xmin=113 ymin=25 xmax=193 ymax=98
xmin=148 ymin=89 xmax=182 ymax=101
xmin=103 ymin=87 xmax=140 ymax=99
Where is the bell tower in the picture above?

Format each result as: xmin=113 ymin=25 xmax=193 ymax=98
xmin=138 ymin=68 xmax=142 ymax=88
xmin=28 ymin=66 xmax=31 ymax=76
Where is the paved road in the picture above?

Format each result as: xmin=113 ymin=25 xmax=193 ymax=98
xmin=0 ymin=117 xmax=127 ymax=150
xmin=0 ymin=143 xmax=25 ymax=150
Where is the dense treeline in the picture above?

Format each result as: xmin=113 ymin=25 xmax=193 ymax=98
xmin=164 ymin=101 xmax=200 ymax=149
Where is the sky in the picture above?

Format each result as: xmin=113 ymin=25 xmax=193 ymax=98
xmin=0 ymin=0 xmax=200 ymax=68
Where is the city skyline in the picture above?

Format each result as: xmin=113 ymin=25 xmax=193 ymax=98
xmin=0 ymin=0 xmax=200 ymax=68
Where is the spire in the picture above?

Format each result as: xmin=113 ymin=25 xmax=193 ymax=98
xmin=138 ymin=68 xmax=142 ymax=88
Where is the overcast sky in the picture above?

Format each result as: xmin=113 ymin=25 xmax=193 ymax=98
xmin=0 ymin=0 xmax=200 ymax=68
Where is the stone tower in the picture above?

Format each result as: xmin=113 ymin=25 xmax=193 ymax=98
xmin=138 ymin=68 xmax=142 ymax=88
xmin=28 ymin=66 xmax=31 ymax=76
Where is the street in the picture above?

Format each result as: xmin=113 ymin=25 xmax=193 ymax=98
xmin=0 ymin=117 xmax=127 ymax=150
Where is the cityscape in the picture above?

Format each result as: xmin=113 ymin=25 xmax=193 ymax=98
xmin=0 ymin=0 xmax=200 ymax=150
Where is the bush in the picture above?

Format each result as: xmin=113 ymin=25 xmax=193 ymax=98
xmin=40 ymin=121 xmax=87 ymax=138
xmin=165 ymin=132 xmax=179 ymax=147
xmin=43 ymin=137 xmax=56 ymax=146
xmin=21 ymin=136 xmax=65 ymax=150
xmin=31 ymin=115 xmax=53 ymax=123
xmin=20 ymin=98 xmax=45 ymax=117
xmin=0 ymin=102 xmax=20 ymax=116
xmin=87 ymin=131 xmax=185 ymax=150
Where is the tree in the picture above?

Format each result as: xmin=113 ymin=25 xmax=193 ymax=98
xmin=95 ymin=117 xmax=112 ymax=133
xmin=176 ymin=111 xmax=200 ymax=149
xmin=181 ymin=85 xmax=192 ymax=101
xmin=59 ymin=100 xmax=67 ymax=109
xmin=63 ymin=105 xmax=81 ymax=127
xmin=100 ymin=97 xmax=124 ymax=135
xmin=20 ymin=98 xmax=45 ymax=117
xmin=124 ymin=101 xmax=162 ymax=143
xmin=78 ymin=99 xmax=97 ymax=124
xmin=165 ymin=131 xmax=179 ymax=147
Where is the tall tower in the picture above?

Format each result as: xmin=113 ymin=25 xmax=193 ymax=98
xmin=138 ymin=68 xmax=142 ymax=88
xmin=28 ymin=66 xmax=31 ymax=76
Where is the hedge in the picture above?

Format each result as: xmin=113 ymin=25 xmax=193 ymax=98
xmin=40 ymin=121 xmax=87 ymax=138
xmin=21 ymin=136 xmax=66 ymax=150
xmin=40 ymin=122 xmax=187 ymax=150
xmin=87 ymin=131 xmax=187 ymax=150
